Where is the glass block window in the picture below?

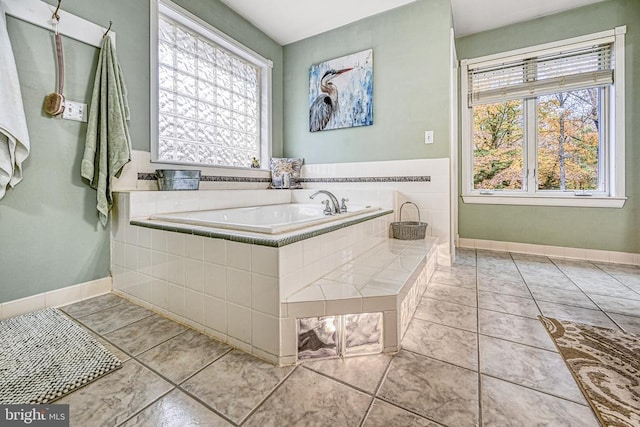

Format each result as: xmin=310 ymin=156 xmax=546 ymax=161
xmin=154 ymin=3 xmax=268 ymax=168
xmin=296 ymin=313 xmax=383 ymax=362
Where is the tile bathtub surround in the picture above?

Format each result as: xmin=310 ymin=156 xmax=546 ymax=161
xmin=285 ymin=238 xmax=439 ymax=355
xmin=130 ymin=209 xmax=394 ymax=249
xmin=112 ymin=150 xmax=271 ymax=192
xmin=115 ymin=155 xmax=451 ymax=258
xmin=112 ymin=193 xmax=395 ymax=364
xmin=300 ymin=158 xmax=452 ymax=266
xmin=50 ymin=248 xmax=640 ymax=426
xmin=138 ymin=173 xmax=272 ymax=183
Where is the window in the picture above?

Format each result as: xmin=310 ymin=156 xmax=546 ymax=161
xmin=461 ymin=27 xmax=626 ymax=207
xmin=151 ymin=0 xmax=272 ymax=168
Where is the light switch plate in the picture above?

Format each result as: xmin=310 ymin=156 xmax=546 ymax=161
xmin=62 ymin=100 xmax=88 ymax=122
xmin=424 ymin=130 xmax=434 ymax=144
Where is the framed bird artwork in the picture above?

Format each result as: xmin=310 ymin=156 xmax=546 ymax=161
xmin=309 ymin=49 xmax=373 ymax=132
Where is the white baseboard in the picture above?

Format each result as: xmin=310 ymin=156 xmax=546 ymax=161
xmin=0 ymin=277 xmax=112 ymax=320
xmin=458 ymin=238 xmax=640 ymax=266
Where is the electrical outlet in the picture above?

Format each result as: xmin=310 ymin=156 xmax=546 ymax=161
xmin=62 ymin=100 xmax=88 ymax=122
xmin=424 ymin=130 xmax=434 ymax=144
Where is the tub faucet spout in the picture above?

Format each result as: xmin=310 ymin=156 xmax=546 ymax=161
xmin=309 ymin=190 xmax=340 ymax=214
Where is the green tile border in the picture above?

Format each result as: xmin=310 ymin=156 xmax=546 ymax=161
xmin=130 ymin=209 xmax=394 ymax=247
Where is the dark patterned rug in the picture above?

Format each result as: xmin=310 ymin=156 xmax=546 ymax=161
xmin=0 ymin=308 xmax=122 ymax=404
xmin=540 ymin=316 xmax=640 ymax=427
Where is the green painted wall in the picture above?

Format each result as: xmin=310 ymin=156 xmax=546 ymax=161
xmin=0 ymin=0 xmax=283 ymax=303
xmin=282 ymin=0 xmax=452 ymax=163
xmin=455 ymin=0 xmax=640 ymax=253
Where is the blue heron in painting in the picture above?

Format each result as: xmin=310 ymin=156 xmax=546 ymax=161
xmin=309 ymin=67 xmax=353 ymax=132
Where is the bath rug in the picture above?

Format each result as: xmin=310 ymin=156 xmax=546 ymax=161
xmin=540 ymin=316 xmax=640 ymax=427
xmin=0 ymin=308 xmax=122 ymax=404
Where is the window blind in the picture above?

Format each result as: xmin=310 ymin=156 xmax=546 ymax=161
xmin=467 ymin=43 xmax=613 ymax=106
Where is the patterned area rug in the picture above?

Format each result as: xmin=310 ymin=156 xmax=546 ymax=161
xmin=540 ymin=316 xmax=640 ymax=427
xmin=0 ymin=308 xmax=122 ymax=404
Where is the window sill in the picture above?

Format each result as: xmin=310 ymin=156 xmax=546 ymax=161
xmin=150 ymin=158 xmax=270 ymax=173
xmin=462 ymin=194 xmax=626 ymax=208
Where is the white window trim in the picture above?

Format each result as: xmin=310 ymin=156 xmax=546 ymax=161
xmin=149 ymin=0 xmax=273 ymax=170
xmin=460 ymin=27 xmax=626 ymax=208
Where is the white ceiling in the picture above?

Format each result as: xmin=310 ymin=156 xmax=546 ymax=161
xmin=220 ymin=0 xmax=608 ymax=45
xmin=451 ymin=0 xmax=608 ymax=38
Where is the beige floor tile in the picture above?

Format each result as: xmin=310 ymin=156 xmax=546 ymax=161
xmin=537 ymin=301 xmax=619 ymax=329
xmin=378 ymin=350 xmax=479 ymax=427
xmin=609 ymin=313 xmax=640 ymax=335
xmin=430 ymin=269 xmax=476 ymax=289
xmin=181 ymin=350 xmax=293 ymax=424
xmin=414 ymin=298 xmax=477 ymax=332
xmin=402 ymin=318 xmax=478 ymax=371
xmin=61 ymin=293 xmax=125 ymax=318
xmin=244 ymin=367 xmax=371 ymax=427
xmin=303 ymin=353 xmax=393 ymax=394
xmin=575 ymin=278 xmax=640 ymax=300
xmin=478 ymin=290 xmax=540 ymax=319
xmin=478 ymin=309 xmax=556 ymax=351
xmin=363 ymin=399 xmax=442 ymax=426
xmin=424 ymin=282 xmax=477 ymax=307
xmin=521 ymin=272 xmax=579 ymax=290
xmin=528 ymin=285 xmax=598 ymax=310
xmin=479 ymin=335 xmax=586 ymax=404
xmin=86 ymin=330 xmax=131 ymax=362
xmin=104 ymin=314 xmax=187 ymax=355
xmin=57 ymin=360 xmax=173 ymax=425
xmin=477 ymin=276 xmax=531 ymax=298
xmin=588 ymin=294 xmax=640 ymax=318
xmin=481 ymin=375 xmax=599 ymax=427
xmin=77 ymin=301 xmax=153 ymax=334
xmin=452 ymin=249 xmax=476 ymax=267
xmin=120 ymin=389 xmax=232 ymax=426
xmin=138 ymin=329 xmax=232 ymax=383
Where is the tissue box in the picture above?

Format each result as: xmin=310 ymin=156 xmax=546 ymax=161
xmin=155 ymin=170 xmax=201 ymax=191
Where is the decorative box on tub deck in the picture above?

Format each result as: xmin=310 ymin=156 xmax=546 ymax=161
xmin=155 ymin=170 xmax=201 ymax=191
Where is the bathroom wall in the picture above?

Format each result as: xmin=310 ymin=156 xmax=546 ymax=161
xmin=282 ymin=0 xmax=453 ymax=163
xmin=0 ymin=0 xmax=283 ymax=303
xmin=455 ymin=0 xmax=640 ymax=253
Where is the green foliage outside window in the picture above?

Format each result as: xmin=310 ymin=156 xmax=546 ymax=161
xmin=472 ymin=89 xmax=600 ymax=191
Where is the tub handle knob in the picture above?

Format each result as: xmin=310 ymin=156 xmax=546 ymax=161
xmin=340 ymin=198 xmax=349 ymax=213
xmin=322 ymin=200 xmax=333 ymax=215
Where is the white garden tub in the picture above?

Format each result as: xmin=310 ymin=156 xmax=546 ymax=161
xmin=150 ymin=203 xmax=379 ymax=234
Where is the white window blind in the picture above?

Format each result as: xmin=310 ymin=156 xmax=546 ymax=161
xmin=157 ymin=13 xmax=261 ymax=167
xmin=467 ymin=42 xmax=614 ymax=106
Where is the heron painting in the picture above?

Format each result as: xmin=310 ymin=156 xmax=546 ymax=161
xmin=309 ymin=49 xmax=373 ymax=132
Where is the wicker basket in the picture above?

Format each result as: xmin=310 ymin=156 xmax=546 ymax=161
xmin=391 ymin=202 xmax=428 ymax=240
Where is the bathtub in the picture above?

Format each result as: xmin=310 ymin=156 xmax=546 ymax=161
xmin=149 ymin=203 xmax=380 ymax=234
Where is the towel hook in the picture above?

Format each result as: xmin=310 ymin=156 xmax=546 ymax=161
xmin=52 ymin=0 xmax=62 ymax=21
xmin=103 ymin=21 xmax=113 ymax=38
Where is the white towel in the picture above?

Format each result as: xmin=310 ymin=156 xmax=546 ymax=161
xmin=0 ymin=0 xmax=30 ymax=200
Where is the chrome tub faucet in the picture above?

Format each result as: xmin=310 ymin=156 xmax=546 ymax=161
xmin=309 ymin=190 xmax=340 ymax=214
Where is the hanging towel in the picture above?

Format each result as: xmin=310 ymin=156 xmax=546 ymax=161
xmin=0 ymin=0 xmax=30 ymax=200
xmin=81 ymin=35 xmax=131 ymax=226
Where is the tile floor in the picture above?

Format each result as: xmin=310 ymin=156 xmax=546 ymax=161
xmin=55 ymin=249 xmax=640 ymax=426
